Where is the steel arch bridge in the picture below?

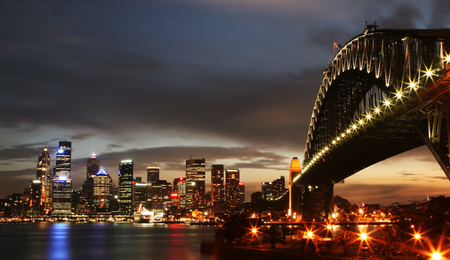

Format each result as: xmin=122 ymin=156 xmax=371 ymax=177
xmin=291 ymin=24 xmax=450 ymax=222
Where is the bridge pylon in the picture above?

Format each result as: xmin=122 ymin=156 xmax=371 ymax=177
xmin=298 ymin=182 xmax=334 ymax=222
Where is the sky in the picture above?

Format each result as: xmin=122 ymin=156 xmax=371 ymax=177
xmin=1 ymin=0 xmax=450 ymax=206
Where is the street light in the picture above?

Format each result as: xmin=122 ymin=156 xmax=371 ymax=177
xmin=431 ymin=252 xmax=442 ymax=260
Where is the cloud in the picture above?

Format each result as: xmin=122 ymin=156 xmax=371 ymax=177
xmin=335 ymin=182 xmax=450 ymax=206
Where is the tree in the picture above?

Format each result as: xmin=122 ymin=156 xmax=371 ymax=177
xmin=333 ymin=228 xmax=357 ymax=256
xmin=373 ymin=226 xmax=406 ymax=258
xmin=262 ymin=225 xmax=285 ymax=249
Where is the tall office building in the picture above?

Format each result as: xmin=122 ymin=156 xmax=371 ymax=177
xmin=118 ymin=160 xmax=133 ymax=214
xmin=147 ymin=167 xmax=159 ymax=184
xmin=185 ymin=158 xmax=206 ymax=210
xmin=52 ymin=141 xmax=72 ymax=216
xmin=211 ymin=165 xmax=224 ymax=208
xmin=87 ymin=149 xmax=99 ymax=181
xmin=173 ymin=177 xmax=186 ymax=209
xmin=225 ymin=169 xmax=240 ymax=207
xmin=36 ymin=147 xmax=52 ymax=214
xmin=239 ymin=182 xmax=245 ymax=205
xmin=93 ymin=168 xmax=112 ymax=210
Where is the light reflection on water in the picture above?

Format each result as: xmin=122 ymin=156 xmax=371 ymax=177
xmin=0 ymin=223 xmax=216 ymax=260
xmin=49 ymin=223 xmax=69 ymax=260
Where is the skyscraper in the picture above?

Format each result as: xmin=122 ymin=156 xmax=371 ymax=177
xmin=93 ymin=168 xmax=112 ymax=210
xmin=147 ymin=167 xmax=159 ymax=184
xmin=211 ymin=165 xmax=224 ymax=209
xmin=87 ymin=149 xmax=99 ymax=181
xmin=36 ymin=146 xmax=52 ymax=214
xmin=225 ymin=169 xmax=240 ymax=207
xmin=52 ymin=141 xmax=72 ymax=216
xmin=119 ymin=160 xmax=133 ymax=214
xmin=185 ymin=158 xmax=205 ymax=210
xmin=239 ymin=182 xmax=245 ymax=205
xmin=173 ymin=177 xmax=186 ymax=209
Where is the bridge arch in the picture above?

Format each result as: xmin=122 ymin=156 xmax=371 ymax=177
xmin=293 ymin=25 xmax=450 ymax=221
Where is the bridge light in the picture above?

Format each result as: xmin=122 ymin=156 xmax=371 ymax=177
xmin=341 ymin=133 xmax=345 ymax=137
xmin=359 ymin=120 xmax=364 ymax=124
xmin=325 ymin=147 xmax=329 ymax=150
xmin=384 ymin=100 xmax=391 ymax=106
xmin=337 ymin=137 xmax=340 ymax=141
xmin=332 ymin=140 xmax=336 ymax=144
xmin=445 ymin=55 xmax=450 ymax=63
xmin=374 ymin=108 xmax=380 ymax=113
xmin=352 ymin=125 xmax=357 ymax=130
xmin=346 ymin=129 xmax=351 ymax=133
xmin=318 ymin=152 xmax=322 ymax=156
xmin=425 ymin=70 xmax=433 ymax=77
xmin=409 ymin=81 xmax=418 ymax=90
xmin=396 ymin=92 xmax=402 ymax=99
xmin=366 ymin=114 xmax=371 ymax=119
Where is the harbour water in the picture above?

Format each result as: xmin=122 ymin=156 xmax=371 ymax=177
xmin=0 ymin=222 xmax=216 ymax=260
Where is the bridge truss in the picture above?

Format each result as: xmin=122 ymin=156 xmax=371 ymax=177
xmin=293 ymin=24 xmax=450 ymax=221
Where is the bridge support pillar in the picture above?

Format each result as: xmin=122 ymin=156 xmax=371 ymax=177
xmin=299 ymin=182 xmax=334 ymax=222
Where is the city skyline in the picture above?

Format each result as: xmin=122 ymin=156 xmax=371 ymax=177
xmin=2 ymin=1 xmax=450 ymax=206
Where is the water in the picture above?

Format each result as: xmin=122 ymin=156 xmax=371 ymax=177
xmin=0 ymin=223 xmax=216 ymax=260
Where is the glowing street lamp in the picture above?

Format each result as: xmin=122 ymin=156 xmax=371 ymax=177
xmin=431 ymin=252 xmax=442 ymax=260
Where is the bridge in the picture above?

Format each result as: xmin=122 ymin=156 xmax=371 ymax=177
xmin=291 ymin=23 xmax=450 ymax=222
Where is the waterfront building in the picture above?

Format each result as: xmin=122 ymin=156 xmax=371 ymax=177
xmin=150 ymin=180 xmax=172 ymax=209
xmin=261 ymin=175 xmax=286 ymax=201
xmin=52 ymin=141 xmax=72 ymax=216
xmin=147 ymin=167 xmax=159 ymax=184
xmin=211 ymin=164 xmax=224 ymax=213
xmin=134 ymin=181 xmax=150 ymax=211
xmin=261 ymin=182 xmax=273 ymax=201
xmin=36 ymin=147 xmax=52 ymax=214
xmin=185 ymin=158 xmax=206 ymax=210
xmin=225 ymin=169 xmax=240 ymax=207
xmin=83 ymin=149 xmax=99 ymax=209
xmin=173 ymin=177 xmax=185 ymax=209
xmin=29 ymin=180 xmax=42 ymax=216
xmin=239 ymin=182 xmax=245 ymax=205
xmin=86 ymin=149 xmax=99 ymax=181
xmin=93 ymin=168 xmax=112 ymax=210
xmin=119 ymin=160 xmax=134 ymax=214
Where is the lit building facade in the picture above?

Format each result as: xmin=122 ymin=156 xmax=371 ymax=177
xmin=119 ymin=160 xmax=134 ymax=214
xmin=147 ymin=167 xmax=159 ymax=184
xmin=93 ymin=168 xmax=112 ymax=210
xmin=86 ymin=149 xmax=99 ymax=181
xmin=225 ymin=169 xmax=240 ymax=207
xmin=173 ymin=177 xmax=186 ymax=209
xmin=150 ymin=180 xmax=172 ymax=209
xmin=262 ymin=175 xmax=286 ymax=201
xmin=52 ymin=141 xmax=72 ymax=216
xmin=36 ymin=147 xmax=52 ymax=214
xmin=239 ymin=182 xmax=245 ymax=205
xmin=185 ymin=158 xmax=205 ymax=210
xmin=211 ymin=165 xmax=224 ymax=209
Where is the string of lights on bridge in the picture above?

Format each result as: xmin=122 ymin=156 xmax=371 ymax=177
xmin=294 ymin=55 xmax=450 ymax=183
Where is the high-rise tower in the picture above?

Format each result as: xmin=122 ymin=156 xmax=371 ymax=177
xmin=119 ymin=160 xmax=134 ymax=214
xmin=211 ymin=165 xmax=224 ymax=206
xmin=93 ymin=168 xmax=112 ymax=210
xmin=225 ymin=169 xmax=240 ymax=207
xmin=147 ymin=167 xmax=159 ymax=184
xmin=87 ymin=148 xmax=99 ymax=181
xmin=52 ymin=141 xmax=72 ymax=216
xmin=36 ymin=147 xmax=52 ymax=214
xmin=185 ymin=158 xmax=205 ymax=210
